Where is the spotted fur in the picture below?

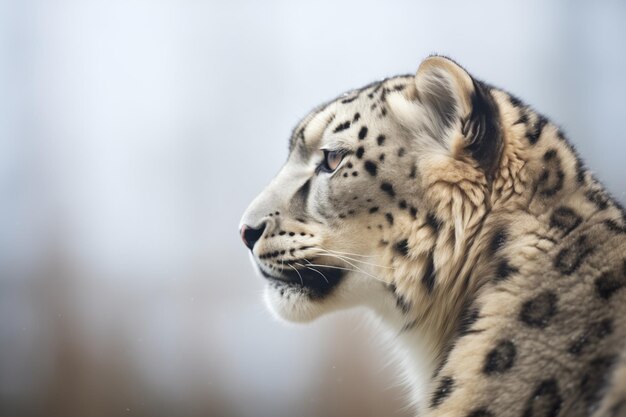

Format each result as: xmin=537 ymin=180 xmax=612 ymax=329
xmin=241 ymin=56 xmax=626 ymax=417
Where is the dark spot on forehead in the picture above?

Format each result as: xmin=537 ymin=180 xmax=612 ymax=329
xmin=364 ymin=160 xmax=378 ymax=176
xmin=356 ymin=146 xmax=365 ymax=159
xmin=385 ymin=213 xmax=394 ymax=225
xmin=333 ymin=121 xmax=351 ymax=133
xmin=377 ymin=135 xmax=386 ymax=146
xmin=358 ymin=126 xmax=368 ymax=140
xmin=397 ymin=147 xmax=406 ymax=157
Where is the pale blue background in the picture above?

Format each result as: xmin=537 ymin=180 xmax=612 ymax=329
xmin=1 ymin=1 xmax=624 ymax=416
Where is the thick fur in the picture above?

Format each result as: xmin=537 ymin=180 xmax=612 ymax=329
xmin=240 ymin=56 xmax=626 ymax=417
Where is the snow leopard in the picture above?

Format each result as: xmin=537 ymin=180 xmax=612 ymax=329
xmin=240 ymin=56 xmax=626 ymax=417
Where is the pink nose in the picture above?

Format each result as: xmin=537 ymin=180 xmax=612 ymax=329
xmin=240 ymin=223 xmax=266 ymax=250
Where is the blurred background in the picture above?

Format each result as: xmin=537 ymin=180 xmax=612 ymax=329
xmin=1 ymin=1 xmax=625 ymax=416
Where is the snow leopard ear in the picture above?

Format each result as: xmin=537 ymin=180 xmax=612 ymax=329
xmin=414 ymin=56 xmax=474 ymax=131
xmin=413 ymin=56 xmax=503 ymax=177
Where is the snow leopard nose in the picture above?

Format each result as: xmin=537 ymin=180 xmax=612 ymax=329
xmin=240 ymin=223 xmax=266 ymax=250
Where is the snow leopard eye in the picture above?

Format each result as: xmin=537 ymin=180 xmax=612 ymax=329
xmin=318 ymin=149 xmax=345 ymax=173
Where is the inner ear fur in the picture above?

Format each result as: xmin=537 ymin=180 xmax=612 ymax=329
xmin=414 ymin=56 xmax=503 ymax=178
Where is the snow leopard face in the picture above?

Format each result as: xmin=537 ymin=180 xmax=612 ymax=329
xmin=240 ymin=57 xmax=501 ymax=323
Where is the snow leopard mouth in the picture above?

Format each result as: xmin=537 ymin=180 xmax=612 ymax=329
xmin=259 ymin=264 xmax=344 ymax=299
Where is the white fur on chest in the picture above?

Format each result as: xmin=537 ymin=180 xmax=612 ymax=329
xmin=365 ymin=286 xmax=437 ymax=415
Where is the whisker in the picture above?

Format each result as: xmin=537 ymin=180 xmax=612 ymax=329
xmin=321 ymin=249 xmax=396 ymax=270
xmin=294 ymin=249 xmax=390 ymax=283
xmin=318 ymin=254 xmax=375 ymax=278
xmin=305 ymin=263 xmax=388 ymax=284
xmin=319 ymin=246 xmax=379 ymax=258
xmin=288 ymin=264 xmax=304 ymax=286
xmin=303 ymin=263 xmax=357 ymax=273
xmin=295 ymin=262 xmax=330 ymax=284
xmin=316 ymin=249 xmax=395 ymax=270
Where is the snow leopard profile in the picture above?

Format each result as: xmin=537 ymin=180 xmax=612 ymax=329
xmin=240 ymin=56 xmax=626 ymax=417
